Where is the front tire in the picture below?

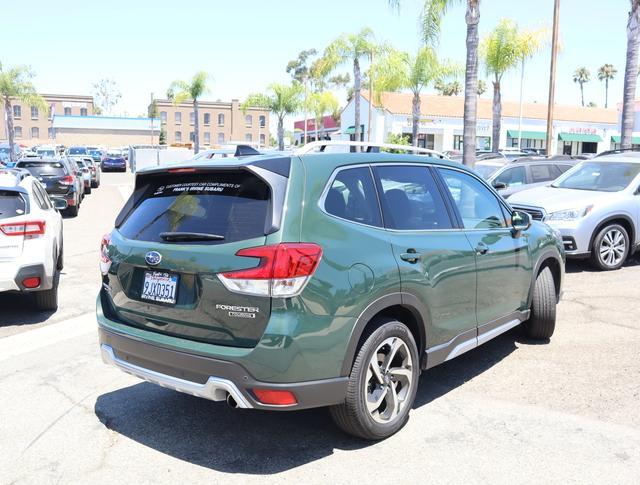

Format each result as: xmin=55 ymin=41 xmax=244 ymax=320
xmin=330 ymin=319 xmax=419 ymax=440
xmin=524 ymin=266 xmax=556 ymax=340
xmin=590 ymin=224 xmax=629 ymax=271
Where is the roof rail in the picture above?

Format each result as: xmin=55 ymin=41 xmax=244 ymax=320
xmin=594 ymin=147 xmax=640 ymax=158
xmin=294 ymin=140 xmax=447 ymax=159
xmin=0 ymin=167 xmax=31 ymax=183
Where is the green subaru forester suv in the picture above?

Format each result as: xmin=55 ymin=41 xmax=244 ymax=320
xmin=97 ymin=147 xmax=564 ymax=440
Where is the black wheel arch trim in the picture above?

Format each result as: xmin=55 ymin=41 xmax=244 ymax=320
xmin=528 ymin=247 xmax=563 ymax=306
xmin=340 ymin=292 xmax=430 ymax=376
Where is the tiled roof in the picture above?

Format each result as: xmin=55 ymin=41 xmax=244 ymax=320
xmin=362 ymin=91 xmax=619 ymax=124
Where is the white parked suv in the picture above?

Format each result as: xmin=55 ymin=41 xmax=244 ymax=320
xmin=0 ymin=168 xmax=66 ymax=309
xmin=509 ymin=150 xmax=640 ymax=270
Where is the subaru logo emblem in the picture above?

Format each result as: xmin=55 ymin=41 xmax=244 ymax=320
xmin=145 ymin=251 xmax=162 ymax=266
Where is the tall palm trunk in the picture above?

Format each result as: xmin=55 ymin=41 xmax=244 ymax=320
xmin=605 ymin=78 xmax=609 ymax=108
xmin=491 ymin=79 xmax=501 ymax=152
xmin=621 ymin=1 xmax=640 ymax=149
xmin=412 ymin=91 xmax=421 ymax=147
xmin=193 ymin=99 xmax=200 ymax=154
xmin=462 ymin=0 xmax=480 ymax=167
xmin=353 ymin=58 xmax=362 ymax=148
xmin=277 ymin=116 xmax=285 ymax=151
xmin=3 ymin=97 xmax=16 ymax=164
xmin=580 ymin=83 xmax=585 ymax=107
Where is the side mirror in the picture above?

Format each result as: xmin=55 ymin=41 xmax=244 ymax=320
xmin=511 ymin=210 xmax=531 ymax=232
xmin=492 ymin=181 xmax=507 ymax=190
xmin=52 ymin=198 xmax=68 ymax=211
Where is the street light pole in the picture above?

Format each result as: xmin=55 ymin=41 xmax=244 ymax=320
xmin=518 ymin=58 xmax=525 ymax=149
xmin=546 ymin=0 xmax=561 ymax=155
xmin=368 ymin=49 xmax=374 ymax=143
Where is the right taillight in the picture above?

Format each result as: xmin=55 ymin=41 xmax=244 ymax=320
xmin=59 ymin=175 xmax=75 ymax=186
xmin=218 ymin=243 xmax=323 ymax=297
xmin=100 ymin=233 xmax=112 ymax=275
xmin=0 ymin=220 xmax=46 ymax=236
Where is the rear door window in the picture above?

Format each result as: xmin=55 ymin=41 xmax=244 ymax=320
xmin=530 ymin=164 xmax=557 ymax=183
xmin=119 ymin=171 xmax=272 ymax=244
xmin=0 ymin=190 xmax=27 ymax=219
xmin=554 ymin=164 xmax=573 ymax=175
xmin=494 ymin=166 xmax=527 ymax=187
xmin=324 ymin=167 xmax=381 ymax=227
xmin=373 ymin=165 xmax=452 ymax=230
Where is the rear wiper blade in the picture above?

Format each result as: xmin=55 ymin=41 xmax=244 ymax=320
xmin=159 ymin=231 xmax=225 ymax=242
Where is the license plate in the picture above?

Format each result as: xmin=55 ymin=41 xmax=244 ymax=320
xmin=141 ymin=271 xmax=178 ymax=304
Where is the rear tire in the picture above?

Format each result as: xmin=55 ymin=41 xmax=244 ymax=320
xmin=330 ymin=319 xmax=419 ymax=440
xmin=34 ymin=269 xmax=59 ymax=311
xmin=85 ymin=185 xmax=92 ymax=194
xmin=524 ymin=266 xmax=556 ymax=340
xmin=65 ymin=205 xmax=78 ymax=217
xmin=590 ymin=224 xmax=629 ymax=271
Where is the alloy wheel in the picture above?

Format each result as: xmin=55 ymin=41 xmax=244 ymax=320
xmin=365 ymin=337 xmax=414 ymax=424
xmin=599 ymin=228 xmax=626 ymax=267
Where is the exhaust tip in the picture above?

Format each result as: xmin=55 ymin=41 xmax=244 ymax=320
xmin=226 ymin=393 xmax=239 ymax=409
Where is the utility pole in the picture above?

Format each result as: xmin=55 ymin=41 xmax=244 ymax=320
xmin=517 ymin=58 xmax=525 ymax=149
xmin=150 ymin=92 xmax=155 ymax=147
xmin=546 ymin=0 xmax=561 ymax=155
xmin=303 ymin=77 xmax=308 ymax=145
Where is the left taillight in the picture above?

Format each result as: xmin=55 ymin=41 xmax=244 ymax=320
xmin=218 ymin=243 xmax=323 ymax=297
xmin=0 ymin=220 xmax=46 ymax=236
xmin=100 ymin=232 xmax=111 ymax=275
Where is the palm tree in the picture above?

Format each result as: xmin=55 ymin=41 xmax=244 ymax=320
xmin=622 ymin=1 xmax=640 ymax=148
xmin=573 ymin=67 xmax=590 ymax=107
xmin=167 ymin=71 xmax=210 ymax=154
xmin=482 ymin=19 xmax=544 ymax=153
xmin=0 ymin=62 xmax=46 ymax=164
xmin=597 ymin=64 xmax=617 ymax=109
xmin=319 ymin=27 xmax=377 ymax=146
xmin=389 ymin=0 xmax=481 ymax=166
xmin=307 ymin=91 xmax=339 ymax=141
xmin=242 ymin=83 xmax=303 ymax=151
xmin=477 ymin=79 xmax=487 ymax=96
xmin=375 ymin=47 xmax=460 ymax=146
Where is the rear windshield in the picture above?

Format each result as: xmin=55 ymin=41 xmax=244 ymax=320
xmin=17 ymin=161 xmax=68 ymax=176
xmin=106 ymin=150 xmax=122 ymax=157
xmin=37 ymin=150 xmax=56 ymax=157
xmin=119 ymin=171 xmax=271 ymax=244
xmin=68 ymin=147 xmax=87 ymax=155
xmin=0 ymin=190 xmax=27 ymax=220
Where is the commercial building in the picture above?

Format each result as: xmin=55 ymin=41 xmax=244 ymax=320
xmin=0 ymin=94 xmax=95 ymax=145
xmin=154 ymin=99 xmax=270 ymax=147
xmin=51 ymin=115 xmax=160 ymax=147
xmin=340 ymin=91 xmax=624 ymax=155
xmin=293 ymin=115 xmax=340 ymax=144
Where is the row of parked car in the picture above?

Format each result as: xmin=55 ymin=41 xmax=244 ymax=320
xmin=0 ymin=145 xmax=121 ymax=310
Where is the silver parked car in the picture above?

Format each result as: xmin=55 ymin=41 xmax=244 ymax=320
xmin=508 ymin=151 xmax=640 ymax=270
xmin=486 ymin=156 xmax=578 ymax=199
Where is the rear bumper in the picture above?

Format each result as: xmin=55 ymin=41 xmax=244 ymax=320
xmin=98 ymin=327 xmax=348 ymax=410
xmin=0 ymin=263 xmax=50 ymax=293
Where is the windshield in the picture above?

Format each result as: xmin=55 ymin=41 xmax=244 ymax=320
xmin=37 ymin=150 xmax=55 ymax=157
xmin=552 ymin=161 xmax=640 ymax=192
xmin=89 ymin=149 xmax=102 ymax=156
xmin=68 ymin=147 xmax=87 ymax=155
xmin=474 ymin=164 xmax=501 ymax=180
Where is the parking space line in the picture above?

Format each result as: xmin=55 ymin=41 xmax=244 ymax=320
xmin=0 ymin=313 xmax=96 ymax=363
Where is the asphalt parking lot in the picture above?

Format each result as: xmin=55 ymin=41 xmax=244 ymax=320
xmin=0 ymin=171 xmax=639 ymax=484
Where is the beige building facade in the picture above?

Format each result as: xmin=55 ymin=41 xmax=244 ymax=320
xmin=1 ymin=94 xmax=95 ymax=145
xmin=155 ymin=99 xmax=270 ymax=147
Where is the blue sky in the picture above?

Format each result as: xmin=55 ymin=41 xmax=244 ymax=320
xmin=0 ymin=0 xmax=629 ymax=119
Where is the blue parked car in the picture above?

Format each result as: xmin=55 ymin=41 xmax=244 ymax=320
xmin=101 ymin=149 xmax=127 ymax=172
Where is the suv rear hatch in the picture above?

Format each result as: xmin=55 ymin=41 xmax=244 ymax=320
xmin=103 ymin=163 xmax=291 ymax=348
xmin=17 ymin=161 xmax=72 ymax=197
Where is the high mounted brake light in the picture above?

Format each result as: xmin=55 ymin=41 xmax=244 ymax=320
xmin=167 ymin=168 xmax=198 ymax=173
xmin=218 ymin=243 xmax=323 ymax=297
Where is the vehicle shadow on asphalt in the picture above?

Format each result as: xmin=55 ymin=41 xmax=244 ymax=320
xmin=565 ymin=253 xmax=640 ymax=273
xmin=0 ymin=293 xmax=56 ymax=326
xmin=94 ymin=328 xmax=529 ymax=473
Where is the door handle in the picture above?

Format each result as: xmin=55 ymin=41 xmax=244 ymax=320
xmin=400 ymin=249 xmax=419 ymax=264
xmin=475 ymin=242 xmax=489 ymax=255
